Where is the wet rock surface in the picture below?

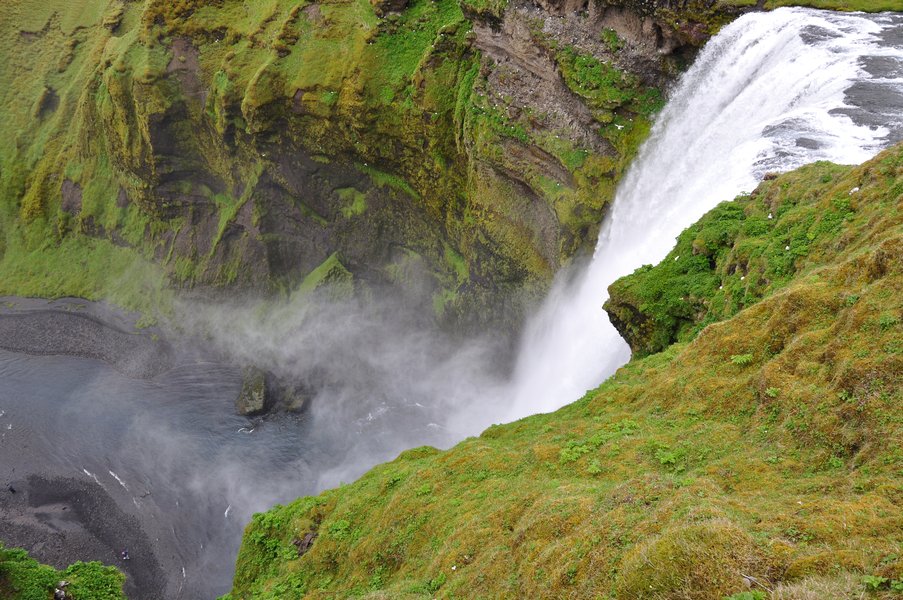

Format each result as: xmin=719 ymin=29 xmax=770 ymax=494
xmin=236 ymin=367 xmax=268 ymax=415
xmin=237 ymin=367 xmax=310 ymax=416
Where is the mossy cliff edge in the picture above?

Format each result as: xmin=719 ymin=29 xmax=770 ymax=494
xmin=0 ymin=0 xmax=758 ymax=327
xmin=226 ymin=144 xmax=902 ymax=599
xmin=605 ymin=154 xmax=899 ymax=357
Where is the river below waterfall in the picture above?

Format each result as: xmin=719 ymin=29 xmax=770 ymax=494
xmin=1 ymin=7 xmax=902 ymax=600
xmin=0 ymin=323 xmax=309 ymax=597
xmin=0 ymin=301 xmax=454 ymax=599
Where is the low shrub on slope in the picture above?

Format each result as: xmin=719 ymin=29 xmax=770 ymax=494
xmin=0 ymin=543 xmax=125 ymax=600
xmin=225 ymin=144 xmax=902 ymax=598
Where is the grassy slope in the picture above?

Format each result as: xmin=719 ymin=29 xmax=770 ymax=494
xmin=604 ymin=157 xmax=893 ymax=357
xmin=227 ymin=144 xmax=902 ymax=599
xmin=0 ymin=544 xmax=125 ymax=600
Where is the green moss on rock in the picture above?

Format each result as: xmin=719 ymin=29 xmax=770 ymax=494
xmin=296 ymin=252 xmax=354 ymax=296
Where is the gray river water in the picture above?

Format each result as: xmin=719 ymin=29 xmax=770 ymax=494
xmin=0 ymin=299 xmax=458 ymax=599
xmin=0 ymin=349 xmax=312 ymax=597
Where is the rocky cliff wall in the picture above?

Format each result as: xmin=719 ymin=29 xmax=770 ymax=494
xmin=0 ymin=0 xmax=746 ymax=329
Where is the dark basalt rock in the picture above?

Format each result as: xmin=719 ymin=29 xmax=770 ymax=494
xmin=236 ymin=367 xmax=310 ymax=416
xmin=60 ymin=180 xmax=82 ymax=215
xmin=371 ymin=0 xmax=409 ymax=16
xmin=293 ymin=531 xmax=317 ymax=557
xmin=236 ymin=367 xmax=268 ymax=416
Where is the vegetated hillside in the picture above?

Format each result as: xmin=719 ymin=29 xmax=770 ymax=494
xmin=0 ymin=0 xmax=755 ymax=328
xmin=0 ymin=543 xmax=125 ymax=600
xmin=605 ymin=154 xmax=898 ymax=357
xmin=226 ymin=143 xmax=902 ymax=599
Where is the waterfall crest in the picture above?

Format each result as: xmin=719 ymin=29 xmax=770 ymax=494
xmin=503 ymin=7 xmax=903 ymax=420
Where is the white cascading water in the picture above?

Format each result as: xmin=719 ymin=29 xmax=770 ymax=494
xmin=503 ymin=7 xmax=903 ymax=420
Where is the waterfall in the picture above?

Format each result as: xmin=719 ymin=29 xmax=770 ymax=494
xmin=503 ymin=7 xmax=903 ymax=420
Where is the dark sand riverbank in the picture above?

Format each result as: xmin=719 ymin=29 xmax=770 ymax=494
xmin=0 ymin=475 xmax=164 ymax=599
xmin=0 ymin=297 xmax=232 ymax=599
xmin=0 ymin=297 xmax=174 ymax=378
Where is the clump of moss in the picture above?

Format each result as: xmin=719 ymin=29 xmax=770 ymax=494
xmin=0 ymin=544 xmax=125 ymax=600
xmin=615 ymin=519 xmax=773 ymax=599
xmin=556 ymin=45 xmax=663 ymax=124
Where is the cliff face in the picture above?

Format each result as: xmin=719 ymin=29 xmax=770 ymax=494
xmin=226 ymin=143 xmax=903 ymax=600
xmin=0 ymin=0 xmax=741 ymax=327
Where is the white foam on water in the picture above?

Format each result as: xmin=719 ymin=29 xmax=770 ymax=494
xmin=109 ymin=470 xmax=129 ymax=491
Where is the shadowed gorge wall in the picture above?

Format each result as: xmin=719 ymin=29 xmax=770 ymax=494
xmin=0 ymin=0 xmax=753 ymax=329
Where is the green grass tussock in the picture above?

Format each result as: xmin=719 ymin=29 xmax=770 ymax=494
xmin=0 ymin=543 xmax=125 ymax=600
xmin=615 ymin=519 xmax=772 ymax=599
xmin=227 ymin=143 xmax=903 ymax=599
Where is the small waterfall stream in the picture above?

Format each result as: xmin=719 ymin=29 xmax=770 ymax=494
xmin=504 ymin=7 xmax=903 ymax=420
